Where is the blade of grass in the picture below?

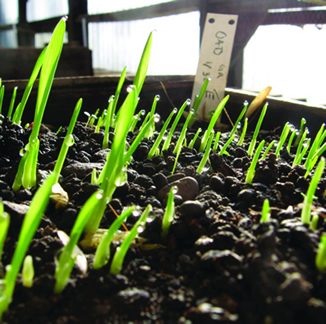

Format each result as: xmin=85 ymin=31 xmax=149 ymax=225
xmin=93 ymin=206 xmax=135 ymax=269
xmin=54 ymin=189 xmax=104 ymax=293
xmin=53 ymin=99 xmax=82 ymax=183
xmin=12 ymin=47 xmax=46 ymax=124
xmin=197 ymin=131 xmax=214 ymax=173
xmin=14 ymin=17 xmax=66 ymax=190
xmin=189 ymin=77 xmax=210 ymax=127
xmin=133 ymin=32 xmax=153 ymax=96
xmin=110 ymin=204 xmax=152 ymax=275
xmin=31 ymin=17 xmax=66 ymax=141
xmin=245 ymin=140 xmax=265 ymax=184
xmin=0 ymin=85 xmax=5 ymax=116
xmin=301 ymin=157 xmax=325 ymax=224
xmin=148 ymin=109 xmax=176 ymax=159
xmin=247 ymin=102 xmax=268 ymax=157
xmin=199 ymin=95 xmax=229 ymax=152
xmin=162 ymin=99 xmax=191 ymax=152
xmin=162 ymin=186 xmax=177 ymax=239
xmin=7 ymin=87 xmax=17 ymax=120
xmin=229 ymin=101 xmax=248 ymax=138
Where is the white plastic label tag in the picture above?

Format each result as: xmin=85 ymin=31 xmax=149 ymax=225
xmin=192 ymin=13 xmax=238 ymax=120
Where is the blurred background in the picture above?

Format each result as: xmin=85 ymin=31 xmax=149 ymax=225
xmin=1 ymin=0 xmax=326 ymax=105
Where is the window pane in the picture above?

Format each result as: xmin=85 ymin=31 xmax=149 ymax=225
xmin=0 ymin=0 xmax=18 ymax=24
xmin=27 ymin=0 xmax=68 ymax=21
xmin=89 ymin=11 xmax=200 ymax=75
xmin=243 ymin=24 xmax=326 ymax=105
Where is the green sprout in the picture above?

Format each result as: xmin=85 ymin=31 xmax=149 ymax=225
xmin=84 ymin=32 xmax=153 ymax=234
xmin=197 ymin=131 xmax=214 ymax=173
xmin=110 ymin=204 xmax=152 ymax=275
xmin=306 ymin=142 xmax=326 ymax=176
xmin=0 ymin=202 xmax=10 ymax=262
xmin=310 ymin=214 xmax=320 ymax=231
xmin=162 ymin=99 xmax=191 ymax=152
xmin=12 ymin=17 xmax=66 ymax=190
xmin=260 ymin=199 xmax=271 ymax=223
xmin=112 ymin=66 xmax=127 ymax=114
xmin=84 ymin=88 xmax=138 ymax=233
xmin=229 ymin=101 xmax=248 ymax=138
xmin=199 ymin=95 xmax=229 ymax=152
xmin=292 ymin=128 xmax=310 ymax=166
xmin=247 ymin=102 xmax=268 ymax=156
xmin=238 ymin=117 xmax=248 ymax=146
xmin=172 ymin=110 xmax=194 ymax=174
xmin=161 ymin=186 xmax=177 ymax=239
xmin=96 ymin=87 xmax=138 ymax=187
xmin=56 ymin=126 xmax=62 ymax=135
xmin=94 ymin=109 xmax=105 ymax=133
xmin=22 ymin=255 xmax=34 ymax=288
xmin=147 ymin=108 xmax=176 ymax=159
xmin=133 ymin=33 xmax=153 ymax=95
xmin=93 ymin=206 xmax=135 ymax=269
xmin=107 ymin=66 xmax=127 ymax=132
xmin=275 ymin=122 xmax=291 ymax=158
xmin=304 ymin=124 xmax=326 ymax=176
xmin=0 ymin=173 xmax=56 ymax=320
xmin=142 ymin=94 xmax=160 ymax=139
xmin=124 ymin=114 xmax=157 ymax=164
xmin=189 ymin=77 xmax=210 ymax=127
xmin=52 ymin=98 xmax=82 ymax=184
xmin=286 ymin=126 xmax=297 ymax=153
xmin=102 ymin=95 xmax=115 ymax=149
xmin=212 ymin=131 xmax=221 ymax=152
xmin=316 ymin=234 xmax=326 ymax=272
xmin=11 ymin=47 xmax=46 ymax=125
xmin=261 ymin=140 xmax=276 ymax=160
xmin=7 ymin=87 xmax=17 ymax=121
xmin=88 ymin=109 xmax=99 ymax=127
xmin=294 ymin=118 xmax=307 ymax=147
xmin=245 ymin=140 xmax=265 ymax=184
xmin=219 ymin=133 xmax=236 ymax=156
xmin=129 ymin=109 xmax=145 ymax=133
xmin=54 ymin=189 xmax=104 ymax=294
xmin=301 ymin=157 xmax=325 ymax=225
xmin=188 ymin=128 xmax=202 ymax=150
xmin=0 ymin=83 xmax=4 ymax=117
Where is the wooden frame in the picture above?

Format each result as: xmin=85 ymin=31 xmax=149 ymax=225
xmin=2 ymin=75 xmax=325 ymax=139
xmin=1 ymin=0 xmax=326 ymax=86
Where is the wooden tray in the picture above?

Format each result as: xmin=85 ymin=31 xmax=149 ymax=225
xmin=2 ymin=75 xmax=325 ymax=137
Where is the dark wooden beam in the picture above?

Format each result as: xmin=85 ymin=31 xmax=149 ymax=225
xmin=17 ymin=0 xmax=34 ymax=46
xmin=68 ymin=0 xmax=87 ymax=45
xmin=262 ymin=7 xmax=326 ymax=25
xmin=79 ymin=0 xmax=202 ymax=22
xmin=207 ymin=0 xmax=317 ymax=12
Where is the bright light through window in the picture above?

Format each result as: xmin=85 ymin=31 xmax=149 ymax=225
xmin=243 ymin=24 xmax=326 ymax=106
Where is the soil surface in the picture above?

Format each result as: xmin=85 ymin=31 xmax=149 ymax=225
xmin=0 ymin=117 xmax=326 ymax=324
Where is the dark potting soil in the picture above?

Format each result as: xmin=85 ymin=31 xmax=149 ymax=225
xmin=0 ymin=117 xmax=326 ymax=324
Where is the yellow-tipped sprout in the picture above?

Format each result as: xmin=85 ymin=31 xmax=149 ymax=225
xmin=22 ymin=255 xmax=34 ymax=288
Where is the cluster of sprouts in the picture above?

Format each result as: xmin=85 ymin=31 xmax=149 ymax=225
xmin=0 ymin=16 xmax=325 ymax=321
